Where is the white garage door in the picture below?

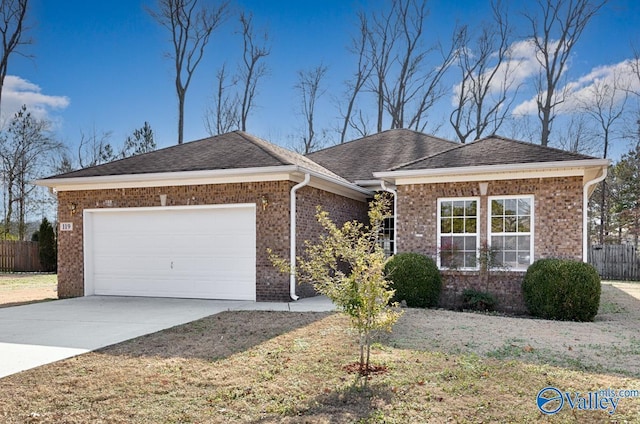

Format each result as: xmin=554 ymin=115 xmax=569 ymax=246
xmin=83 ymin=204 xmax=256 ymax=300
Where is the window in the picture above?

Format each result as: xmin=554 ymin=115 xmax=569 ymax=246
xmin=489 ymin=195 xmax=534 ymax=270
xmin=379 ymin=216 xmax=394 ymax=257
xmin=438 ymin=198 xmax=479 ymax=269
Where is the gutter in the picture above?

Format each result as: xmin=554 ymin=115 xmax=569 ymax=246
xmin=289 ymin=173 xmax=311 ymax=301
xmin=380 ymin=180 xmax=397 ymax=255
xmin=583 ymin=167 xmax=608 ymax=262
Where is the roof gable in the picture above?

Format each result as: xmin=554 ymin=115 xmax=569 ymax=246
xmin=306 ymin=129 xmax=460 ymax=182
xmin=392 ymin=135 xmax=599 ymax=171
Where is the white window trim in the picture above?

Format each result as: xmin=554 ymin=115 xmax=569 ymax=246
xmin=487 ymin=194 xmax=535 ymax=271
xmin=437 ymin=197 xmax=480 ymax=271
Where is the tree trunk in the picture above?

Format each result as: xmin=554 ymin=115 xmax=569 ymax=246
xmin=599 ymin=181 xmax=606 ymax=245
xmin=540 ymin=107 xmax=551 ymax=147
xmin=177 ymin=91 xmax=185 ymax=145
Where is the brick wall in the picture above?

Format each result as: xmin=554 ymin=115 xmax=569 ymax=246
xmin=440 ymin=271 xmax=527 ymax=314
xmin=396 ymin=176 xmax=584 ymax=312
xmin=295 ymin=186 xmax=369 ymax=297
xmin=58 ymin=181 xmax=294 ymax=301
xmin=57 ymin=181 xmax=367 ymax=302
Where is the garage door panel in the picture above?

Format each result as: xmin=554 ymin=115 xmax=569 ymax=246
xmin=85 ymin=205 xmax=256 ymax=300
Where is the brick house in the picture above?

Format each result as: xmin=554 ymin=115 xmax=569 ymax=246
xmin=37 ymin=129 xmax=608 ymax=312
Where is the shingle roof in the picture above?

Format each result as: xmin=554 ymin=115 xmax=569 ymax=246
xmin=45 ymin=131 xmax=346 ymax=182
xmin=392 ymin=135 xmax=599 ymax=171
xmin=306 ymin=129 xmax=460 ymax=182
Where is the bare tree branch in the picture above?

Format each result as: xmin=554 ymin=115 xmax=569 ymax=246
xmin=295 ymin=64 xmax=328 ymax=154
xmin=0 ymin=105 xmax=61 ymax=239
xmin=524 ymin=0 xmax=606 ymax=146
xmin=449 ymin=0 xmax=517 ymax=143
xmin=238 ymin=11 xmax=269 ymax=132
xmin=149 ymin=0 xmax=230 ymax=144
xmin=339 ymin=12 xmax=373 ymax=143
xmin=0 ymin=0 xmax=30 ymax=118
xmin=203 ymin=63 xmax=240 ymax=135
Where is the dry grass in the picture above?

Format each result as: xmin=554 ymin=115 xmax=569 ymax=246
xmin=2 ymin=283 xmax=640 ymax=423
xmin=0 ymin=273 xmax=57 ymax=308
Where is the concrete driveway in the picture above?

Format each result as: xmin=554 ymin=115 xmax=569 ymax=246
xmin=0 ymin=295 xmax=334 ymax=379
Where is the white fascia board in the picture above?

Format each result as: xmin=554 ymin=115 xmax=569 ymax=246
xmin=373 ymin=159 xmax=610 ymax=185
xmin=35 ymin=166 xmax=299 ymax=191
xmin=34 ymin=164 xmax=373 ymax=201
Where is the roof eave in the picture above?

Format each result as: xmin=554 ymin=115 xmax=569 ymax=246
xmin=35 ymin=165 xmax=300 ymax=191
xmin=35 ymin=164 xmax=373 ymax=201
xmin=374 ymin=159 xmax=611 ymax=183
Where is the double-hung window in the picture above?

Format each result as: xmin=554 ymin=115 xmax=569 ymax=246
xmin=438 ymin=198 xmax=479 ymax=269
xmin=489 ymin=195 xmax=534 ymax=270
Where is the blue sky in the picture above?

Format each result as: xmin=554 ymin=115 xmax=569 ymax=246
xmin=6 ymin=0 xmax=640 ymax=165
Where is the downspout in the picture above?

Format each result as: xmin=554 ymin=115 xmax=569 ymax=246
xmin=380 ymin=180 xmax=397 ymax=255
xmin=290 ymin=173 xmax=311 ymax=301
xmin=583 ymin=168 xmax=608 ymax=262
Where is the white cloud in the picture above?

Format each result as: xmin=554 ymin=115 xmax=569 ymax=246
xmin=451 ymin=39 xmax=543 ymax=107
xmin=512 ymin=58 xmax=640 ymax=117
xmin=0 ymin=75 xmax=70 ymax=124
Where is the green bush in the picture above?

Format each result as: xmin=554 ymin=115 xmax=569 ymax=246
xmin=522 ymin=258 xmax=601 ymax=322
xmin=462 ymin=289 xmax=497 ymax=312
xmin=384 ymin=252 xmax=441 ymax=308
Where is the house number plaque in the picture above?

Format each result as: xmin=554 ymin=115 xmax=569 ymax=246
xmin=60 ymin=222 xmax=73 ymax=231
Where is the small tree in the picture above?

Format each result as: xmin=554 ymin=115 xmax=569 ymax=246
xmin=270 ymin=194 xmax=402 ymax=376
xmin=37 ymin=217 xmax=56 ymax=272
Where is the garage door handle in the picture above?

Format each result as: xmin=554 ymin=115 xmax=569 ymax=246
xmin=171 ymin=261 xmax=173 ymax=269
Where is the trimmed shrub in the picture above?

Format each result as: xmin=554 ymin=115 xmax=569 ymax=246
xmin=462 ymin=289 xmax=497 ymax=312
xmin=522 ymin=258 xmax=601 ymax=322
xmin=384 ymin=252 xmax=441 ymax=308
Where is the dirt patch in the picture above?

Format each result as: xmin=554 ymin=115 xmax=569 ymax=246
xmin=0 ymin=274 xmax=57 ymax=308
xmin=387 ymin=282 xmax=640 ymax=377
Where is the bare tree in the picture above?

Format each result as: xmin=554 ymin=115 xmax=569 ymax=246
xmin=524 ymin=0 xmax=606 ymax=146
xmin=0 ymin=105 xmax=61 ymax=239
xmin=149 ymin=0 xmax=230 ymax=144
xmin=364 ymin=0 xmax=459 ymax=133
xmin=59 ymin=123 xmax=156 ymax=174
xmin=296 ymin=64 xmax=328 ymax=154
xmin=238 ymin=12 xmax=269 ymax=132
xmin=338 ymin=12 xmax=373 ymax=143
xmin=77 ymin=127 xmax=115 ymax=168
xmin=367 ymin=1 xmax=398 ymax=133
xmin=0 ymin=0 xmax=29 ymax=117
xmin=449 ymin=1 xmax=517 ymax=143
xmin=581 ymin=73 xmax=628 ymax=244
xmin=204 ymin=63 xmax=240 ymax=135
xmin=555 ymin=113 xmax=597 ymax=154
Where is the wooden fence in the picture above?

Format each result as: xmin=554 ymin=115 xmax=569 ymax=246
xmin=0 ymin=241 xmax=43 ymax=272
xmin=588 ymin=244 xmax=640 ymax=281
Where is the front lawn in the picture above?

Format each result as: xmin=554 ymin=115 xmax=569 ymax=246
xmin=0 ymin=273 xmax=57 ymax=290
xmin=0 ymin=273 xmax=57 ymax=308
xmin=2 ymin=283 xmax=640 ymax=423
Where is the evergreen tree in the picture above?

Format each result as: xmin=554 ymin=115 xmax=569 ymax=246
xmin=38 ymin=217 xmax=56 ymax=272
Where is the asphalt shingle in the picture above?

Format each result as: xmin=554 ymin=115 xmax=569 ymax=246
xmin=306 ymin=129 xmax=460 ymax=182
xmin=45 ymin=131 xmax=345 ymax=181
xmin=392 ymin=135 xmax=599 ymax=171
